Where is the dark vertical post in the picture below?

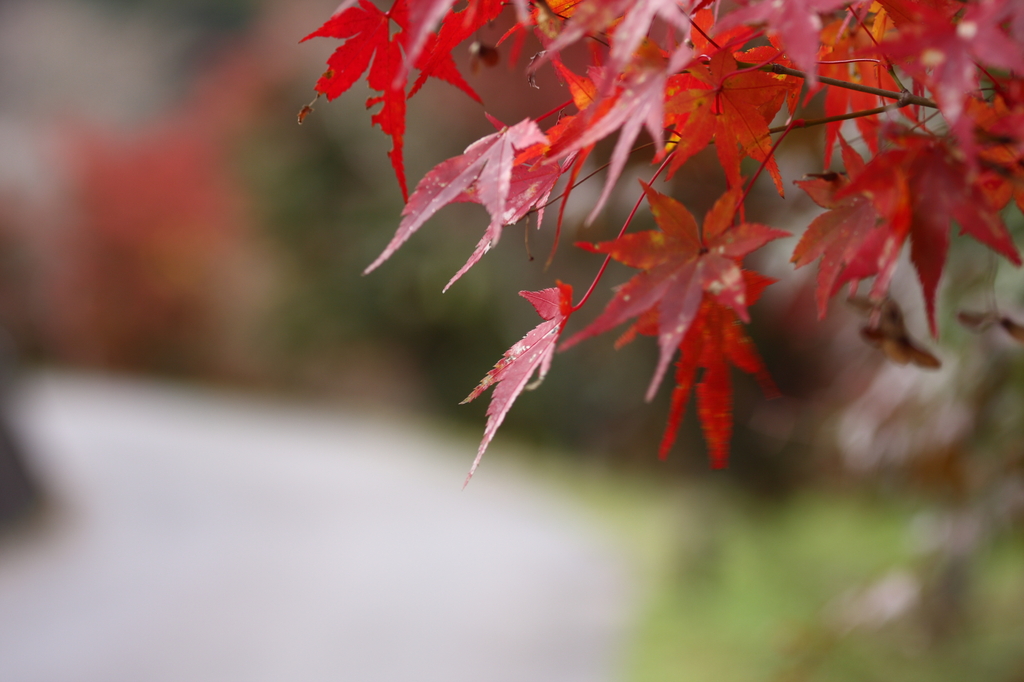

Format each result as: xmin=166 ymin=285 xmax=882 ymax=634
xmin=0 ymin=328 xmax=37 ymax=527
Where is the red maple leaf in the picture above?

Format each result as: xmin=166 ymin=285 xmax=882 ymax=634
xmin=900 ymin=141 xmax=1021 ymax=334
xmin=818 ymin=17 xmax=900 ymax=164
xmin=363 ymin=117 xmax=552 ymax=290
xmin=407 ymin=0 xmax=506 ymax=103
xmin=872 ymin=0 xmax=960 ymax=28
xmin=562 ymin=182 xmax=789 ymax=402
xmin=404 ymin=0 xmax=529 ymax=73
xmin=792 ymin=137 xmax=885 ymax=318
xmin=664 ymin=46 xmax=799 ymax=194
xmin=798 ymin=134 xmax=1022 ymax=334
xmin=655 ymin=271 xmax=779 ymax=467
xmin=303 ymin=0 xmax=411 ymax=200
xmin=461 ymin=282 xmax=575 ymax=484
xmin=845 ymin=135 xmax=1020 ymax=335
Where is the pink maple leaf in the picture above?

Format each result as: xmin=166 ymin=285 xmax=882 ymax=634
xmin=717 ymin=0 xmax=849 ymax=87
xmin=881 ymin=0 xmax=1024 ymax=122
xmin=364 ymin=117 xmax=548 ymax=290
xmin=552 ymin=44 xmax=671 ymax=225
xmin=461 ymin=282 xmax=574 ymax=484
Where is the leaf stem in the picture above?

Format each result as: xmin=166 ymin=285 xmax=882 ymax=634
xmin=975 ymin=63 xmax=1009 ymax=101
xmin=536 ymin=99 xmax=574 ymax=123
xmin=533 ymin=143 xmax=655 ymax=213
xmin=685 ymin=10 xmax=720 ymax=49
xmin=817 ymin=58 xmax=881 ymax=65
xmin=740 ymin=118 xmax=797 ymax=209
xmin=571 ymin=153 xmax=675 ymax=313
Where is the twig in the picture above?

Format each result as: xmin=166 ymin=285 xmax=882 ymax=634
xmin=765 ymin=64 xmax=937 ymax=109
xmin=768 ymin=103 xmax=900 ymax=134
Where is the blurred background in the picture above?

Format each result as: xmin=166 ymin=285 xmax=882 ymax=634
xmin=0 ymin=0 xmax=1022 ymax=680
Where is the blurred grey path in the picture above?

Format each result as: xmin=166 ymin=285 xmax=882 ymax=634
xmin=0 ymin=373 xmax=633 ymax=682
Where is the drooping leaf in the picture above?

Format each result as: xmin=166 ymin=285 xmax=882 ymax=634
xmin=851 ymin=297 xmax=941 ymax=368
xmin=303 ymin=0 xmax=411 ymax=199
xmin=796 ymin=139 xmax=919 ymax=319
xmin=461 ymin=282 xmax=575 ymax=484
xmin=562 ymin=183 xmax=789 ymax=402
xmin=550 ymin=41 xmax=673 ymax=224
xmin=792 ymin=138 xmax=884 ymax=317
xmin=656 ymin=271 xmax=779 ymax=467
xmin=302 ymin=1 xmax=403 ymax=99
xmin=366 ymin=29 xmax=409 ymax=203
xmin=842 ymin=134 xmax=1021 ymax=335
xmin=364 ymin=118 xmax=552 ymax=290
xmin=606 ymin=0 xmax=694 ymax=77
xmin=797 ymin=133 xmax=1021 ymax=335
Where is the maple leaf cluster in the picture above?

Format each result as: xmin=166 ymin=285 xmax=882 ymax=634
xmin=303 ymin=0 xmax=1024 ymax=480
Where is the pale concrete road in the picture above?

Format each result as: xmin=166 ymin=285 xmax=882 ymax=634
xmin=0 ymin=373 xmax=634 ymax=682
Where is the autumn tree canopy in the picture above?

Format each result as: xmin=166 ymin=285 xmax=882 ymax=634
xmin=302 ymin=0 xmax=1024 ymax=481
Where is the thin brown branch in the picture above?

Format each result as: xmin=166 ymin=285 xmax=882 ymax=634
xmin=768 ymin=104 xmax=898 ymax=134
xmin=765 ymin=64 xmax=937 ymax=109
